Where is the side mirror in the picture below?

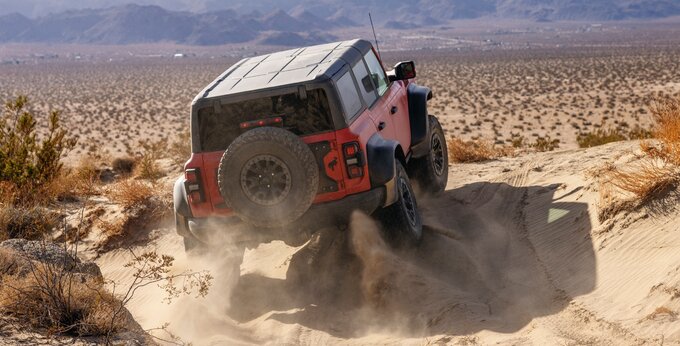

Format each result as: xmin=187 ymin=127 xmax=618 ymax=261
xmin=389 ymin=61 xmax=416 ymax=81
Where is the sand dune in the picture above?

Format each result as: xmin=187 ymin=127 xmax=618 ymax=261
xmin=92 ymin=141 xmax=679 ymax=345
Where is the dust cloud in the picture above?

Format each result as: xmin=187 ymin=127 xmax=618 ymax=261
xmin=111 ymin=180 xmax=596 ymax=344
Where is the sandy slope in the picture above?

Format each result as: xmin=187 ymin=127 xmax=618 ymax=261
xmin=95 ymin=141 xmax=680 ymax=345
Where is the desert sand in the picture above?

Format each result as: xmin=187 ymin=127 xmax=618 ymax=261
xmin=79 ymin=140 xmax=679 ymax=345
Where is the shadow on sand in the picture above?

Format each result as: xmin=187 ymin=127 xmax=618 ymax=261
xmin=226 ymin=181 xmax=596 ymax=338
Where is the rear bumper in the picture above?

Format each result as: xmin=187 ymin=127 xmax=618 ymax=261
xmin=186 ymin=186 xmax=386 ymax=238
xmin=300 ymin=186 xmax=386 ymax=226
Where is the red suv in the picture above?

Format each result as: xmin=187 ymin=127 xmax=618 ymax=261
xmin=173 ymin=39 xmax=448 ymax=250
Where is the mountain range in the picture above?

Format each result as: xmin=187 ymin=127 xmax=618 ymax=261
xmin=0 ymin=5 xmax=348 ymax=45
xmin=0 ymin=1 xmax=679 ymax=45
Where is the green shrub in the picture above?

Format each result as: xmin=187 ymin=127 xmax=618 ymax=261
xmin=0 ymin=96 xmax=76 ymax=204
xmin=531 ymin=136 xmax=560 ymax=152
xmin=577 ymin=128 xmax=627 ymax=148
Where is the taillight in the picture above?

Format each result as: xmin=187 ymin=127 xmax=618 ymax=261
xmin=239 ymin=116 xmax=283 ymax=130
xmin=184 ymin=168 xmax=204 ymax=203
xmin=342 ymin=142 xmax=364 ymax=179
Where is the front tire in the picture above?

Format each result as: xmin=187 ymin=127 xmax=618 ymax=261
xmin=376 ymin=161 xmax=423 ymax=246
xmin=410 ymin=115 xmax=448 ymax=194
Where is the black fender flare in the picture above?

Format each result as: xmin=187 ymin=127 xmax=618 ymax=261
xmin=407 ymin=83 xmax=433 ymax=157
xmin=173 ymin=176 xmax=193 ymax=219
xmin=366 ymin=133 xmax=399 ymax=188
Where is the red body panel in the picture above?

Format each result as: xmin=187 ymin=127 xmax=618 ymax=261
xmin=184 ymin=116 xmax=377 ymax=218
xmin=366 ymin=80 xmax=412 ymax=153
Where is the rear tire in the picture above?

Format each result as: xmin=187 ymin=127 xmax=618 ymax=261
xmin=183 ymin=236 xmax=201 ymax=253
xmin=176 ymin=213 xmax=203 ymax=253
xmin=409 ymin=115 xmax=448 ymax=194
xmin=217 ymin=127 xmax=319 ymax=228
xmin=376 ymin=161 xmax=423 ymax=246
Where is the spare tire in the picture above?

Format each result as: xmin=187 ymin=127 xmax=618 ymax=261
xmin=217 ymin=127 xmax=319 ymax=228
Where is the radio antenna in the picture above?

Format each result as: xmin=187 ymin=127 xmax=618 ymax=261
xmin=369 ymin=12 xmax=381 ymax=59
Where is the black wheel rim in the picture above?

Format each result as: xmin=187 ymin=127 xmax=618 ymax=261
xmin=240 ymin=155 xmax=292 ymax=206
xmin=431 ymin=133 xmax=445 ymax=176
xmin=399 ymin=178 xmax=418 ymax=227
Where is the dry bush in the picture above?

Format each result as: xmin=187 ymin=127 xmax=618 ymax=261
xmin=71 ymin=156 xmax=101 ymax=193
xmin=98 ymin=219 xmax=126 ymax=240
xmin=0 ymin=247 xmax=22 ymax=276
xmin=644 ymin=306 xmax=678 ymax=321
xmin=0 ymin=262 xmax=125 ymax=336
xmin=100 ymin=179 xmax=171 ymax=251
xmin=107 ymin=179 xmax=154 ymax=209
xmin=598 ymin=97 xmax=680 ymax=219
xmin=134 ymin=139 xmax=167 ymax=180
xmin=0 ymin=206 xmax=59 ymax=241
xmin=169 ymin=131 xmax=191 ymax=168
xmin=111 ymin=157 xmax=136 ymax=175
xmin=49 ymin=156 xmax=101 ymax=201
xmin=649 ymin=97 xmax=680 ymax=164
xmin=601 ymin=161 xmax=678 ymax=203
xmin=0 ymin=243 xmax=210 ymax=342
xmin=447 ymin=138 xmax=511 ymax=163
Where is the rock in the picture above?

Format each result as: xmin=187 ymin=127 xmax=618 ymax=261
xmin=0 ymin=239 xmax=102 ymax=278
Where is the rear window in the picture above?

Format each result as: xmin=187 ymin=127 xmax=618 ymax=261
xmin=336 ymin=71 xmax=362 ymax=120
xmin=197 ymin=89 xmax=333 ymax=152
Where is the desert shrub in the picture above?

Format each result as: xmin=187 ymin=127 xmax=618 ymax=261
xmin=577 ymin=128 xmax=627 ymax=148
xmin=448 ymin=138 xmax=500 ymax=163
xmin=598 ymin=97 xmax=680 ymax=219
xmin=111 ymin=157 xmax=136 ymax=175
xmin=649 ymin=97 xmax=680 ymax=164
xmin=0 ymin=206 xmax=59 ymax=241
xmin=577 ymin=126 xmax=653 ymax=148
xmin=134 ymin=139 xmax=167 ymax=180
xmin=0 ymin=262 xmax=125 ymax=336
xmin=531 ymin=136 xmax=560 ymax=152
xmin=169 ymin=131 xmax=191 ymax=168
xmin=644 ymin=306 xmax=678 ymax=321
xmin=0 ymin=247 xmax=22 ymax=276
xmin=0 ymin=244 xmax=211 ymax=341
xmin=100 ymin=179 xmax=170 ymax=251
xmin=510 ymin=134 xmax=526 ymax=148
xmin=0 ymin=96 xmax=76 ymax=205
xmin=68 ymin=156 xmax=100 ymax=195
xmin=601 ymin=161 xmax=678 ymax=203
xmin=35 ymin=157 xmax=101 ymax=204
xmin=628 ymin=125 xmax=653 ymax=140
xmin=107 ymin=179 xmax=154 ymax=209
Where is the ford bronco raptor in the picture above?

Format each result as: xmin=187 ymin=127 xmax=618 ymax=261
xmin=173 ymin=39 xmax=448 ymax=250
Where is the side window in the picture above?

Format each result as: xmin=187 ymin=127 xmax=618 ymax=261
xmin=336 ymin=71 xmax=362 ymax=119
xmin=352 ymin=61 xmax=378 ymax=107
xmin=364 ymin=51 xmax=389 ymax=96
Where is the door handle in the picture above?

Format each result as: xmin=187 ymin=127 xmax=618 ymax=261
xmin=390 ymin=106 xmax=398 ymax=114
xmin=378 ymin=121 xmax=386 ymax=131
